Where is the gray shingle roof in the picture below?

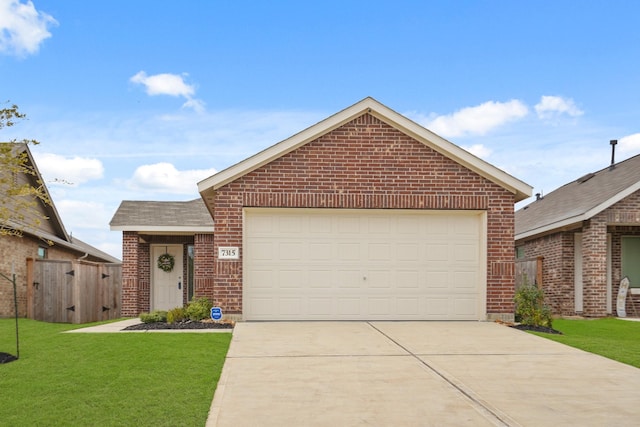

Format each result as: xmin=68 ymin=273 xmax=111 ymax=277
xmin=515 ymin=154 xmax=640 ymax=239
xmin=110 ymin=198 xmax=213 ymax=228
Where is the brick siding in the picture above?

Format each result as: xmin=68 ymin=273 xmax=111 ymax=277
xmin=205 ymin=113 xmax=517 ymax=318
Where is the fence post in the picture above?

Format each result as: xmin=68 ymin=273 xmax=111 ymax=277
xmin=536 ymin=256 xmax=544 ymax=288
xmin=26 ymin=258 xmax=34 ymax=319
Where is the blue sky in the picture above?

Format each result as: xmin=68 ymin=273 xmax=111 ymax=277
xmin=2 ymin=0 xmax=640 ymax=259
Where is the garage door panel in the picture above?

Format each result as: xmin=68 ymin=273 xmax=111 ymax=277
xmin=279 ymin=270 xmax=304 ymax=288
xmin=244 ymin=209 xmax=484 ymax=320
xmin=279 ymin=298 xmax=302 ymax=315
xmin=308 ymin=297 xmax=332 ymax=315
xmin=308 ymin=270 xmax=332 ymax=288
xmin=338 ymin=298 xmax=361 ymax=315
xmin=396 ymin=270 xmax=419 ymax=288
xmin=278 ymin=242 xmax=304 ymax=260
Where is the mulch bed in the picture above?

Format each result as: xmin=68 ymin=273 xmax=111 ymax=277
xmin=123 ymin=320 xmax=234 ymax=331
xmin=0 ymin=352 xmax=18 ymax=364
xmin=510 ymin=324 xmax=563 ymax=334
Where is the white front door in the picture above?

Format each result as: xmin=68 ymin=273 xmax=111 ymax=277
xmin=152 ymin=245 xmax=184 ymax=311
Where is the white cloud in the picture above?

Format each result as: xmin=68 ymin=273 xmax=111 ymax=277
xmin=129 ymin=162 xmax=217 ymax=194
xmin=56 ymin=199 xmax=111 ymax=230
xmin=618 ymin=133 xmax=640 ymax=154
xmin=181 ymin=97 xmax=206 ymax=114
xmin=462 ymin=144 xmax=492 ymax=159
xmin=535 ymin=95 xmax=583 ymax=119
xmin=422 ymin=100 xmax=529 ymax=138
xmin=0 ymin=0 xmax=57 ymax=57
xmin=130 ymin=71 xmax=205 ymax=112
xmin=130 ymin=71 xmax=195 ymax=97
xmin=35 ymin=153 xmax=104 ymax=185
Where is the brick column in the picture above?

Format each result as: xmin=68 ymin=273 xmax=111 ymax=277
xmin=194 ymin=233 xmax=215 ymax=303
xmin=121 ymin=231 xmax=139 ymax=317
xmin=582 ymin=216 xmax=608 ymax=316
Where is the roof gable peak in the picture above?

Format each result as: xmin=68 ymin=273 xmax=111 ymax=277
xmin=198 ymin=98 xmax=531 ymax=201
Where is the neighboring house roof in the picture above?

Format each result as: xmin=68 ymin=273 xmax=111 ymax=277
xmin=515 ymin=153 xmax=640 ymax=240
xmin=109 ymin=199 xmax=214 ymax=233
xmin=197 ymin=97 xmax=532 ymax=203
xmin=1 ymin=143 xmax=120 ymax=263
xmin=2 ymin=143 xmax=69 ymax=239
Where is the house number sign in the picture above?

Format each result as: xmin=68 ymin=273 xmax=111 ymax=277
xmin=218 ymin=246 xmax=239 ymax=259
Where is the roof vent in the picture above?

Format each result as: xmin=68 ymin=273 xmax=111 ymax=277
xmin=610 ymin=139 xmax=618 ymax=170
xmin=576 ymin=172 xmax=595 ymax=184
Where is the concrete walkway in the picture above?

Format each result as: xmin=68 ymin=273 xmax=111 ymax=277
xmin=207 ymin=321 xmax=640 ymax=427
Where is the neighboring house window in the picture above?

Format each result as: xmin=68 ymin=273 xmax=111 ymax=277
xmin=37 ymin=246 xmax=47 ymax=259
xmin=515 ymin=246 xmax=525 ymax=259
xmin=621 ymin=236 xmax=640 ymax=288
xmin=187 ymin=245 xmax=194 ymax=301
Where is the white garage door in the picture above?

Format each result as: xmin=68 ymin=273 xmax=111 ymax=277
xmin=243 ymin=208 xmax=485 ymax=320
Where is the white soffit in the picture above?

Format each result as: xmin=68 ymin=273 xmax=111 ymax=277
xmin=109 ymin=225 xmax=214 ymax=233
xmin=197 ymin=97 xmax=532 ymax=201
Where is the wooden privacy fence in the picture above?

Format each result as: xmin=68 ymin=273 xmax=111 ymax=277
xmin=27 ymin=259 xmax=122 ymax=324
xmin=515 ymin=256 xmax=543 ymax=289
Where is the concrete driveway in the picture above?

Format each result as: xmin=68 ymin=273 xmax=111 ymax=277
xmin=207 ymin=322 xmax=640 ymax=426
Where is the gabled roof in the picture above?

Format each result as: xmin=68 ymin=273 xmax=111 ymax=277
xmin=197 ymin=97 xmax=532 ymax=202
xmin=515 ymin=153 xmax=640 ymax=240
xmin=109 ymin=199 xmax=214 ymax=233
xmin=1 ymin=143 xmax=119 ymax=263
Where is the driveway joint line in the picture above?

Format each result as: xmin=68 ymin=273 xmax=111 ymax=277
xmin=227 ymin=354 xmax=412 ymax=359
xmin=367 ymin=322 xmax=513 ymax=427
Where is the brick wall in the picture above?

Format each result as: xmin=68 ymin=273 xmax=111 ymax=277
xmin=206 ymin=113 xmax=517 ymax=318
xmin=519 ymin=231 xmax=576 ymax=315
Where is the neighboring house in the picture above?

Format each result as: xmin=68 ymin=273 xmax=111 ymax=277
xmin=113 ymin=97 xmax=531 ymax=321
xmin=0 ymin=143 xmax=120 ymax=318
xmin=515 ymin=154 xmax=640 ymax=317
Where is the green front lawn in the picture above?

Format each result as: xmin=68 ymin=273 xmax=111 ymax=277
xmin=531 ymin=318 xmax=640 ymax=368
xmin=0 ymin=319 xmax=231 ymax=426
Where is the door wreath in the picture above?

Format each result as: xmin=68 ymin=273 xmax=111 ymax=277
xmin=157 ymin=252 xmax=175 ymax=272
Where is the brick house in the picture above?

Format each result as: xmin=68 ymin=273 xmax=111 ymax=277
xmin=113 ymin=98 xmax=531 ymax=321
xmin=1 ymin=143 xmax=119 ymax=318
xmin=515 ymin=153 xmax=640 ymax=317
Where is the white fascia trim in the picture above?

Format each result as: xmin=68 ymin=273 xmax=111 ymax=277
xmin=110 ymin=225 xmax=214 ymax=233
xmin=197 ymin=97 xmax=532 ymax=201
xmin=515 ymin=216 xmax=583 ymax=241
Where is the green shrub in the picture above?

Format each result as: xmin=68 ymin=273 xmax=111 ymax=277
xmin=139 ymin=310 xmax=167 ymax=323
xmin=167 ymin=306 xmax=186 ymax=324
xmin=185 ymin=297 xmax=213 ymax=321
xmin=514 ymin=284 xmax=553 ymax=328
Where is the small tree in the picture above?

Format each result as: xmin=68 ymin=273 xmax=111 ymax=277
xmin=0 ymin=104 xmax=51 ymax=237
xmin=514 ymin=282 xmax=553 ymax=328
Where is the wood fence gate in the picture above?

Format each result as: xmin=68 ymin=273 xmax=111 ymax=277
xmin=27 ymin=259 xmax=121 ymax=323
xmin=515 ymin=256 xmax=543 ymax=289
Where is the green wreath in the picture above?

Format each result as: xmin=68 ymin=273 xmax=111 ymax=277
xmin=157 ymin=253 xmax=175 ymax=272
